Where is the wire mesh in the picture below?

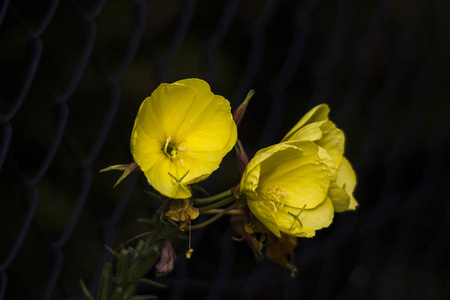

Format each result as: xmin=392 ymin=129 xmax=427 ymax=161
xmin=1 ymin=0 xmax=449 ymax=299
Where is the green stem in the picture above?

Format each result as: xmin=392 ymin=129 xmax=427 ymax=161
xmin=201 ymin=209 xmax=244 ymax=215
xmin=197 ymin=196 xmax=235 ymax=213
xmin=190 ymin=204 xmax=236 ymax=230
xmin=192 ymin=189 xmax=233 ymax=205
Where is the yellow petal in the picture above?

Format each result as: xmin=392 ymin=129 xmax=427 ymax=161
xmin=328 ymin=182 xmax=350 ymax=212
xmin=177 ymin=151 xmax=226 ymax=185
xmin=143 ymin=157 xmax=191 ymax=199
xmin=282 ymin=120 xmax=344 ymax=167
xmin=336 ymin=157 xmax=358 ymax=210
xmin=315 ymin=121 xmax=344 ymax=167
xmin=287 ymin=197 xmax=334 ymax=237
xmin=243 ymin=142 xmax=332 ymax=210
xmin=271 ymin=197 xmax=334 ymax=238
xmin=284 ymin=140 xmax=337 ymax=181
xmin=247 ymin=196 xmax=282 ymax=238
xmin=281 ymin=104 xmax=330 ymax=142
xmin=299 ymin=197 xmax=334 ymax=230
xmin=284 ymin=122 xmax=324 ymax=142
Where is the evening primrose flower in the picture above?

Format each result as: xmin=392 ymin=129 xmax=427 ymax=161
xmin=131 ymin=79 xmax=237 ymax=199
xmin=281 ymin=104 xmax=357 ymax=211
xmin=239 ymin=141 xmax=336 ymax=238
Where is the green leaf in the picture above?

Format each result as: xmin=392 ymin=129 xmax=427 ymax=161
xmin=97 ymin=262 xmax=112 ymax=300
xmin=138 ymin=278 xmax=167 ymax=288
xmin=110 ymin=287 xmax=123 ymax=300
xmin=79 ymin=279 xmax=95 ymax=300
xmin=137 ymin=218 xmax=156 ymax=226
xmin=122 ymin=283 xmax=137 ymax=299
xmin=129 ymin=246 xmax=160 ymax=282
xmin=105 ymin=244 xmax=120 ymax=257
xmin=144 ymin=189 xmax=164 ymax=201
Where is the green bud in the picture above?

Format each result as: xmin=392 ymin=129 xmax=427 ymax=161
xmin=117 ymin=249 xmax=129 ymax=287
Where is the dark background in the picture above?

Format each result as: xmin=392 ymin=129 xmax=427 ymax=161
xmin=1 ymin=0 xmax=449 ymax=299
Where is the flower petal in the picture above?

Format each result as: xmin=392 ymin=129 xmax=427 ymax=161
xmin=246 ymin=142 xmax=332 ymax=210
xmin=336 ymin=157 xmax=358 ymax=210
xmin=282 ymin=120 xmax=344 ymax=167
xmin=328 ymin=182 xmax=351 ymax=212
xmin=300 ymin=197 xmax=334 ymax=230
xmin=281 ymin=104 xmax=330 ymax=142
xmin=143 ymin=157 xmax=191 ymax=199
xmin=315 ymin=121 xmax=345 ymax=167
xmin=273 ymin=197 xmax=334 ymax=237
xmin=266 ymin=197 xmax=334 ymax=238
xmin=247 ymin=195 xmax=282 ymax=238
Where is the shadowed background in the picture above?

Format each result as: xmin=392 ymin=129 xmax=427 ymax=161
xmin=1 ymin=0 xmax=450 ymax=299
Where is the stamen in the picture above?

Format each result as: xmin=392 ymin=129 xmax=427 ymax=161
xmin=163 ymin=135 xmax=178 ymax=158
xmin=264 ymin=187 xmax=287 ymax=212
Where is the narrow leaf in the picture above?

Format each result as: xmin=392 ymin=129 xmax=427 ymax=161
xmin=79 ymin=279 xmax=95 ymax=300
xmin=138 ymin=278 xmax=168 ymax=288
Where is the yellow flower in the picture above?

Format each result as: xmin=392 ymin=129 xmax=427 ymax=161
xmin=281 ymin=104 xmax=357 ymax=211
xmin=131 ymin=79 xmax=237 ymax=199
xmin=239 ymin=104 xmax=357 ymax=238
xmin=239 ymin=141 xmax=336 ymax=238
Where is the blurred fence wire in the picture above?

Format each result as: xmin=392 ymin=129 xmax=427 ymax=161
xmin=1 ymin=0 xmax=450 ymax=299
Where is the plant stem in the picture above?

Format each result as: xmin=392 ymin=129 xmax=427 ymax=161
xmin=197 ymin=196 xmax=235 ymax=213
xmin=201 ymin=209 xmax=244 ymax=215
xmin=192 ymin=189 xmax=233 ymax=205
xmin=190 ymin=204 xmax=236 ymax=230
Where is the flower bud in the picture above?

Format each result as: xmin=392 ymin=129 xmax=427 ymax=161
xmin=233 ymin=90 xmax=255 ymax=127
xmin=235 ymin=139 xmax=249 ymax=174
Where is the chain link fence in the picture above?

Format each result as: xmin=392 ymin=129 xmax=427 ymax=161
xmin=1 ymin=0 xmax=449 ymax=299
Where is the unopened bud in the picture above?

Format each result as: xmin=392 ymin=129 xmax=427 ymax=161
xmin=235 ymin=139 xmax=249 ymax=174
xmin=233 ymin=90 xmax=255 ymax=127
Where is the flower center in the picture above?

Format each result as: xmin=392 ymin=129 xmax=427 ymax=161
xmin=163 ymin=136 xmax=178 ymax=159
xmin=263 ymin=187 xmax=287 ymax=213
